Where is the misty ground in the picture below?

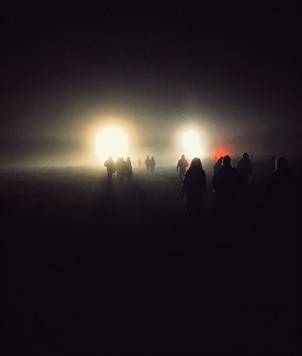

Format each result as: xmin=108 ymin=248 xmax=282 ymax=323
xmin=1 ymin=163 xmax=301 ymax=355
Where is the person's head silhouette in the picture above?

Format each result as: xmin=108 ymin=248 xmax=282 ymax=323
xmin=190 ymin=157 xmax=202 ymax=171
xmin=223 ymin=155 xmax=231 ymax=167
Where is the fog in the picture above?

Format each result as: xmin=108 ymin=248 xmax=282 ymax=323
xmin=1 ymin=1 xmax=301 ymax=167
xmin=1 ymin=94 xmax=300 ymax=167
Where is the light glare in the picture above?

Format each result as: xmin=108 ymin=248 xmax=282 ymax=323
xmin=181 ymin=130 xmax=203 ymax=159
xmin=96 ymin=127 xmax=128 ymax=162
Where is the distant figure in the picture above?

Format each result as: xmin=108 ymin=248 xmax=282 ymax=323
xmin=213 ymin=156 xmax=223 ymax=176
xmin=125 ymin=157 xmax=133 ymax=182
xmin=266 ymin=157 xmax=294 ymax=211
xmin=138 ymin=158 xmax=142 ymax=169
xmin=145 ymin=155 xmax=151 ymax=173
xmin=212 ymin=155 xmax=242 ymax=219
xmin=177 ymin=154 xmax=189 ymax=181
xmin=104 ymin=156 xmax=116 ymax=185
xmin=237 ymin=152 xmax=253 ymax=194
xmin=182 ymin=157 xmax=206 ymax=222
xmin=116 ymin=157 xmax=127 ymax=185
xmin=150 ymin=156 xmax=156 ymax=174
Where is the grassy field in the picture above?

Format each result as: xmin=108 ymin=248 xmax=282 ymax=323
xmin=1 ymin=164 xmax=301 ymax=355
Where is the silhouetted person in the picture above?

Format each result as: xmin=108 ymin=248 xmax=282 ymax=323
xmin=177 ymin=154 xmax=189 ymax=181
xmin=116 ymin=157 xmax=127 ymax=185
xmin=213 ymin=156 xmax=223 ymax=176
xmin=138 ymin=158 xmax=142 ymax=169
xmin=237 ymin=152 xmax=253 ymax=194
xmin=125 ymin=157 xmax=133 ymax=182
xmin=150 ymin=156 xmax=156 ymax=173
xmin=104 ymin=156 xmax=116 ymax=186
xmin=266 ymin=157 xmax=298 ymax=241
xmin=212 ymin=155 xmax=241 ymax=220
xmin=182 ymin=157 xmax=206 ymax=223
xmin=266 ymin=157 xmax=294 ymax=213
xmin=145 ymin=155 xmax=151 ymax=173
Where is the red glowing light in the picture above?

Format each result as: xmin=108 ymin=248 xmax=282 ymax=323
xmin=213 ymin=148 xmax=229 ymax=160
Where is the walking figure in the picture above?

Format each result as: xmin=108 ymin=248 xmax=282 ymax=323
xmin=150 ymin=156 xmax=156 ymax=174
xmin=116 ymin=157 xmax=127 ymax=185
xmin=212 ymin=155 xmax=241 ymax=220
xmin=145 ymin=155 xmax=151 ymax=173
xmin=104 ymin=156 xmax=116 ymax=186
xmin=267 ymin=157 xmax=294 ymax=210
xmin=213 ymin=156 xmax=223 ymax=176
xmin=266 ymin=157 xmax=296 ymax=232
xmin=237 ymin=152 xmax=253 ymax=195
xmin=177 ymin=154 xmax=189 ymax=181
xmin=125 ymin=157 xmax=133 ymax=182
xmin=182 ymin=157 xmax=206 ymax=223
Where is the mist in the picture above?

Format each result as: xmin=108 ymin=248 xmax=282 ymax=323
xmin=1 ymin=0 xmax=301 ymax=167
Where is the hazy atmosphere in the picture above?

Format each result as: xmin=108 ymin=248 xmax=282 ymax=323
xmin=1 ymin=0 xmax=301 ymax=166
xmin=2 ymin=2 xmax=301 ymax=355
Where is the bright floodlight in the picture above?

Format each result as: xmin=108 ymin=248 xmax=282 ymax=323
xmin=181 ymin=130 xmax=203 ymax=159
xmin=96 ymin=127 xmax=128 ymax=162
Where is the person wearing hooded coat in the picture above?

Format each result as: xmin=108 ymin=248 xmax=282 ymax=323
xmin=182 ymin=157 xmax=206 ymax=222
xmin=212 ymin=155 xmax=242 ymax=219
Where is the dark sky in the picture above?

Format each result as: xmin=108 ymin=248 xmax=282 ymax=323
xmin=1 ymin=0 xmax=301 ymax=165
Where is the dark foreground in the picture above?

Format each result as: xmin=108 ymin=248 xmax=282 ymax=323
xmin=1 ymin=166 xmax=301 ymax=355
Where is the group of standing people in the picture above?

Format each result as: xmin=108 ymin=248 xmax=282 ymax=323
xmin=104 ymin=156 xmax=133 ymax=185
xmin=104 ymin=155 xmax=157 ymax=185
xmin=180 ymin=151 xmax=296 ymax=224
xmin=145 ymin=155 xmax=156 ymax=173
xmin=213 ymin=153 xmax=253 ymax=195
xmin=104 ymin=152 xmax=296 ymax=224
xmin=180 ymin=153 xmax=253 ymax=223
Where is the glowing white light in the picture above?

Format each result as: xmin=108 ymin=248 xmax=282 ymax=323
xmin=181 ymin=130 xmax=203 ymax=159
xmin=96 ymin=127 xmax=128 ymax=162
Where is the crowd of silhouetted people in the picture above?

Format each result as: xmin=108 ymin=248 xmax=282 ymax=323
xmin=104 ymin=156 xmax=133 ymax=186
xmin=181 ymin=152 xmax=300 ymax=224
xmin=104 ymin=155 xmax=157 ymax=185
xmin=104 ymin=152 xmax=301 ymax=224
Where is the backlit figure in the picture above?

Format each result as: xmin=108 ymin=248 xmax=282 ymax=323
xmin=182 ymin=157 xmax=206 ymax=223
xmin=177 ymin=154 xmax=189 ymax=181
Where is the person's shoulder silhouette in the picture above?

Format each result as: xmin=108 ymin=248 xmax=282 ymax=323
xmin=267 ymin=157 xmax=294 ymax=204
xmin=237 ymin=152 xmax=252 ymax=176
xmin=212 ymin=155 xmax=241 ymax=220
xmin=178 ymin=155 xmax=188 ymax=166
xmin=213 ymin=156 xmax=223 ymax=175
xmin=182 ymin=157 xmax=206 ymax=222
xmin=150 ymin=156 xmax=156 ymax=172
xmin=126 ymin=157 xmax=133 ymax=177
xmin=104 ymin=156 xmax=116 ymax=172
xmin=183 ymin=158 xmax=206 ymax=192
xmin=212 ymin=155 xmax=241 ymax=194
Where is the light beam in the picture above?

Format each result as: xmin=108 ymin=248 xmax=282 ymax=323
xmin=95 ymin=127 xmax=128 ymax=162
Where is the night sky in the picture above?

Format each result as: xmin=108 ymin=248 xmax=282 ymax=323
xmin=1 ymin=0 xmax=301 ymax=166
